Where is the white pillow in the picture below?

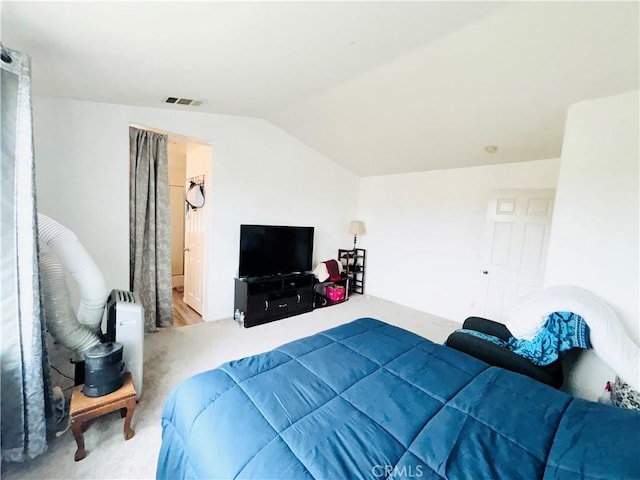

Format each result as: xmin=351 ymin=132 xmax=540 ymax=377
xmin=505 ymin=285 xmax=640 ymax=391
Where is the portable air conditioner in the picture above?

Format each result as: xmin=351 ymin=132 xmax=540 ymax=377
xmin=106 ymin=289 xmax=144 ymax=399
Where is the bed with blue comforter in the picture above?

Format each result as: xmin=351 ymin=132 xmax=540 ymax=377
xmin=157 ymin=318 xmax=640 ymax=479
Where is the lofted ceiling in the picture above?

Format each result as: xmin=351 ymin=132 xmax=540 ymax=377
xmin=2 ymin=1 xmax=638 ymax=176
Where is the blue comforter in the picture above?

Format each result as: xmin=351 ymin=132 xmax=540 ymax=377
xmin=157 ymin=318 xmax=640 ymax=479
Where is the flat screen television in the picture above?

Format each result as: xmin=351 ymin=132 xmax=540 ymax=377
xmin=239 ymin=224 xmax=314 ymax=278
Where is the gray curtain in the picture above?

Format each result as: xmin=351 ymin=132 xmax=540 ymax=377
xmin=129 ymin=127 xmax=173 ymax=332
xmin=1 ymin=46 xmax=53 ymax=461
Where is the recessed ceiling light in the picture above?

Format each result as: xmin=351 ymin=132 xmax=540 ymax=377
xmin=484 ymin=145 xmax=498 ymax=154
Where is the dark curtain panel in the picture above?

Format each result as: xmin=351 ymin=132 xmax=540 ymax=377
xmin=1 ymin=46 xmax=53 ymax=462
xmin=129 ymin=127 xmax=173 ymax=331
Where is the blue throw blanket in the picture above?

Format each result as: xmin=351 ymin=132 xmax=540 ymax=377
xmin=457 ymin=311 xmax=590 ymax=366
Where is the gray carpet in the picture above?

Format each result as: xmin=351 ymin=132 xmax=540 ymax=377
xmin=1 ymin=295 xmax=458 ymax=480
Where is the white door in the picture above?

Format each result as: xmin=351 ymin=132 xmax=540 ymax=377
xmin=183 ymin=190 xmax=204 ymax=315
xmin=478 ymin=189 xmax=555 ymax=321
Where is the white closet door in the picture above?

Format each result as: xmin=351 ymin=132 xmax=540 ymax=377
xmin=477 ymin=189 xmax=555 ymax=321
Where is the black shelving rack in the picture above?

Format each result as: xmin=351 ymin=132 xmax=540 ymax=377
xmin=338 ymin=248 xmax=366 ymax=295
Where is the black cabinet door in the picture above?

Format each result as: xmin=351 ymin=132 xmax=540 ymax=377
xmin=294 ymin=286 xmax=314 ymax=314
xmin=246 ymin=293 xmax=299 ymax=327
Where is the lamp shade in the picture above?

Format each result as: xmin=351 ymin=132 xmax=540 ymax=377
xmin=348 ymin=220 xmax=365 ymax=236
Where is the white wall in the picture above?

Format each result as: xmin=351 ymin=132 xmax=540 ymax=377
xmin=168 ymin=142 xmax=187 ymax=280
xmin=33 ymin=98 xmax=359 ymax=321
xmin=357 ymin=158 xmax=560 ymax=322
xmin=545 ymin=91 xmax=639 ymax=400
xmin=167 ymin=141 xmax=187 ymax=186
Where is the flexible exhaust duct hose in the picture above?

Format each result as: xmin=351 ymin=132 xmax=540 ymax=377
xmin=39 ymin=246 xmax=101 ymax=357
xmin=38 ymin=214 xmax=108 ymax=333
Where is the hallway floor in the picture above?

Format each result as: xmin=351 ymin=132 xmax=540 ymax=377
xmin=172 ymin=288 xmax=203 ymax=327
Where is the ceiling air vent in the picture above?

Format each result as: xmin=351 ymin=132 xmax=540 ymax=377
xmin=163 ymin=97 xmax=203 ymax=107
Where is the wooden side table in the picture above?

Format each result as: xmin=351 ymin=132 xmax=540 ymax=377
xmin=70 ymin=371 xmax=137 ymax=461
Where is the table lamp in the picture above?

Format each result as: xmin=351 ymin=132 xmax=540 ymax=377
xmin=348 ymin=221 xmax=365 ymax=250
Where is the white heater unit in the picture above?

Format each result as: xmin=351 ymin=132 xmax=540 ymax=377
xmin=106 ymin=289 xmax=144 ymax=399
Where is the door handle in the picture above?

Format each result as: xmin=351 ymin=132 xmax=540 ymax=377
xmin=184 ymin=248 xmax=190 ymax=252
xmin=482 ymin=270 xmax=489 ymax=275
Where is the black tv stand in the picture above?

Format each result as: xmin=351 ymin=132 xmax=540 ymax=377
xmin=234 ymin=272 xmax=314 ymax=328
xmin=243 ymin=272 xmax=305 ymax=282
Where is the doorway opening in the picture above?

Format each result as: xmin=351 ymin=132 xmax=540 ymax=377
xmin=168 ymin=138 xmax=212 ymax=327
xmin=130 ymin=123 xmax=212 ymax=327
